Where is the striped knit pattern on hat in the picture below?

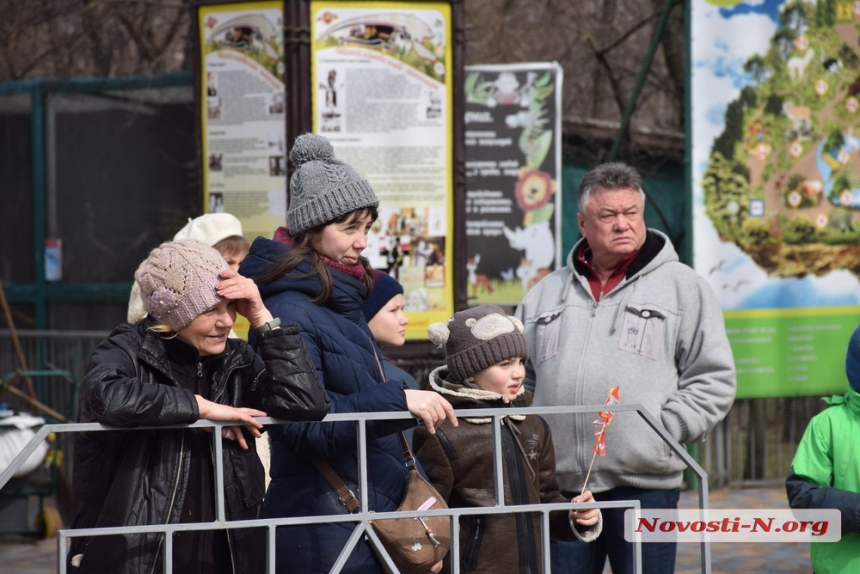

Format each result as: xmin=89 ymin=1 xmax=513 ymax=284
xmin=362 ymin=270 xmax=404 ymax=323
xmin=287 ymin=133 xmax=379 ymax=235
xmin=427 ymin=304 xmax=529 ymax=383
xmin=134 ymin=240 xmax=228 ymax=331
xmin=847 ymin=325 xmax=860 ymax=392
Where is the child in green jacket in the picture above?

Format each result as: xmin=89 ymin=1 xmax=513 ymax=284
xmin=786 ymin=324 xmax=860 ymax=574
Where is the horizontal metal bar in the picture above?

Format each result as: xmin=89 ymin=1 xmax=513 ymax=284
xmin=0 ymin=73 xmax=192 ymax=97
xmin=61 ymin=498 xmax=635 ymax=539
xmin=1 ymin=282 xmax=133 ymax=303
xmin=0 ymin=328 xmax=109 ymax=339
xmin=1 ymin=404 xmax=708 ymax=574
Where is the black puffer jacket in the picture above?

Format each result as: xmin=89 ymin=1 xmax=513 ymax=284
xmin=69 ymin=319 xmax=328 ymax=574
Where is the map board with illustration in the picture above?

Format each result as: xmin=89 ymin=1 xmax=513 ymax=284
xmin=692 ymin=0 xmax=860 ymax=397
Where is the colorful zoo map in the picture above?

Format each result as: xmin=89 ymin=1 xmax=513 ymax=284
xmin=692 ymin=0 xmax=860 ymax=397
xmin=702 ymin=0 xmax=860 ymax=278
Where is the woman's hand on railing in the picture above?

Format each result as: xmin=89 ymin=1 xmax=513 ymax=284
xmin=404 ymin=390 xmax=457 ymax=434
xmin=195 ymin=396 xmax=266 ymax=450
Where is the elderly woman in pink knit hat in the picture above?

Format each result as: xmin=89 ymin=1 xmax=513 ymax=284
xmin=69 ymin=239 xmax=328 ymax=574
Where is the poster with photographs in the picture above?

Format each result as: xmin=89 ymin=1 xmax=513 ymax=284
xmin=197 ymin=1 xmax=287 ymax=242
xmin=311 ymin=1 xmax=454 ymax=339
xmin=463 ymin=62 xmax=563 ymax=305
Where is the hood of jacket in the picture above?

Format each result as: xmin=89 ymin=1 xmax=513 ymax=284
xmin=563 ymin=229 xmax=677 ymax=302
xmin=240 ymin=236 xmax=369 ymax=324
xmin=823 ymin=387 xmax=860 ymax=414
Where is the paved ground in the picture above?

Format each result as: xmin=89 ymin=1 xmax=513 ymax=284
xmin=674 ymin=486 xmax=810 ymax=574
xmin=0 ymin=487 xmax=810 ymax=573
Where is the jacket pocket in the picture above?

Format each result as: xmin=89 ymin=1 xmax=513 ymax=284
xmin=534 ymin=308 xmax=564 ymax=365
xmin=617 ymin=304 xmax=667 ymax=360
xmin=461 ymin=516 xmax=483 ymax=571
xmin=230 ymin=446 xmax=266 ymax=508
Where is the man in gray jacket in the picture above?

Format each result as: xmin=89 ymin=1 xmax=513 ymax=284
xmin=515 ymin=162 xmax=736 ymax=574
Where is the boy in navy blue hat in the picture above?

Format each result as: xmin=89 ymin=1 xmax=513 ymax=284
xmin=362 ymin=270 xmax=420 ymax=392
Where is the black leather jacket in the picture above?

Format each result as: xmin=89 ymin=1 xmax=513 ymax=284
xmin=69 ymin=319 xmax=328 ymax=574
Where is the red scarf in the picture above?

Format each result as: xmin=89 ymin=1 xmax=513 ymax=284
xmin=273 ymin=226 xmax=367 ymax=281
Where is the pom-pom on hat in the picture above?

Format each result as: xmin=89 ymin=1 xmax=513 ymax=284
xmin=287 ymin=133 xmax=379 ymax=235
xmin=135 ymin=240 xmax=228 ymax=331
xmin=173 ymin=213 xmax=243 ymax=245
xmin=847 ymin=325 xmax=860 ymax=392
xmin=362 ymin=270 xmax=404 ymax=323
xmin=427 ymin=304 xmax=529 ymax=383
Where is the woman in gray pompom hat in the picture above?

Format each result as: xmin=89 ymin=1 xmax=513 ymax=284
xmin=69 ymin=239 xmax=328 ymax=574
xmin=239 ymin=133 xmax=457 ymax=574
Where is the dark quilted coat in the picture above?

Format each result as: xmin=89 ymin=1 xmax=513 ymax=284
xmin=240 ymin=237 xmax=415 ymax=574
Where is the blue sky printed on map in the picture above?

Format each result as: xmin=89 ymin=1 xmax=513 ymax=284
xmin=691 ymin=0 xmax=860 ymax=309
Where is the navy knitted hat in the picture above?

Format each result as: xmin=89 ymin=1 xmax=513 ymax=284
xmin=846 ymin=325 xmax=860 ymax=392
xmin=362 ymin=270 xmax=404 ymax=322
xmin=287 ymin=133 xmax=379 ymax=235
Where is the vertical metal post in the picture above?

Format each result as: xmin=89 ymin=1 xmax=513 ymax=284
xmin=607 ymin=0 xmax=676 ymax=161
xmin=30 ymin=82 xmax=47 ymax=329
xmin=683 ymin=0 xmax=694 ymax=267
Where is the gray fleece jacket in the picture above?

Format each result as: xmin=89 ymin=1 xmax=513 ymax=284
xmin=515 ymin=230 xmax=736 ymax=493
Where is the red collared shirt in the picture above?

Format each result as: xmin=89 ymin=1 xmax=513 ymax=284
xmin=576 ymin=243 xmax=639 ymax=302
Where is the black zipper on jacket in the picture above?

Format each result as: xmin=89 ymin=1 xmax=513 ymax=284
xmin=210 ymin=361 xmax=248 ymax=574
xmin=147 ymin=352 xmax=249 ymax=574
xmin=149 ymin=431 xmax=187 ymax=574
xmin=503 ymin=427 xmax=538 ymax=573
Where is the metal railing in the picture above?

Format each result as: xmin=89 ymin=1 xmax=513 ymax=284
xmin=0 ymin=404 xmax=711 ymax=574
xmin=0 ymin=328 xmax=827 ymax=489
xmin=698 ymin=395 xmax=827 ymax=488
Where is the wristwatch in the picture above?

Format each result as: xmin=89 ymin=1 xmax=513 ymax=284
xmin=253 ymin=317 xmax=281 ymax=336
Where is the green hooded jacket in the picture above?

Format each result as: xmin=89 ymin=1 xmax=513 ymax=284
xmin=786 ymin=389 xmax=860 ymax=574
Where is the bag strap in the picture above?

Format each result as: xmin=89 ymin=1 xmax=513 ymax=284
xmin=398 ymin=430 xmax=417 ymax=471
xmin=312 ymin=459 xmax=360 ymax=514
xmin=369 ymin=337 xmax=418 ymax=468
xmin=313 ymin=337 xmax=415 ymax=514
xmin=314 ymin=429 xmax=415 ymax=515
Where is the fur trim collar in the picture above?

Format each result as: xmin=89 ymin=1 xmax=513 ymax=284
xmin=428 ymin=365 xmax=525 ymax=424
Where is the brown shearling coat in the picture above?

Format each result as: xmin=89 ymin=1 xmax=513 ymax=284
xmin=413 ymin=366 xmax=601 ymax=574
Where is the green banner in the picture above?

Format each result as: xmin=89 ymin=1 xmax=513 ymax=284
xmin=726 ymin=306 xmax=859 ymax=398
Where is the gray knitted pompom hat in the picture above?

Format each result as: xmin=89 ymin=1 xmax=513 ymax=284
xmin=427 ymin=304 xmax=529 ymax=383
xmin=135 ymin=240 xmax=228 ymax=331
xmin=287 ymin=133 xmax=379 ymax=235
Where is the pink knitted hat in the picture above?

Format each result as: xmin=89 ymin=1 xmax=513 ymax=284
xmin=135 ymin=240 xmax=228 ymax=331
